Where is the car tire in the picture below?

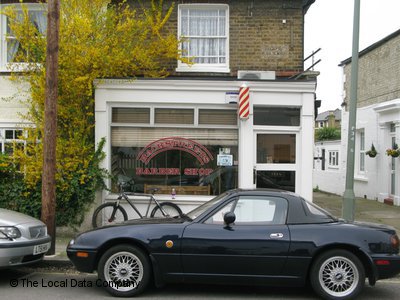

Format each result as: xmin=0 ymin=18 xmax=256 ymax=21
xmin=98 ymin=244 xmax=151 ymax=297
xmin=310 ymin=249 xmax=365 ymax=300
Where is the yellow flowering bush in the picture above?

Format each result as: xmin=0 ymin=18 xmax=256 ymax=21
xmin=1 ymin=0 xmax=184 ymax=226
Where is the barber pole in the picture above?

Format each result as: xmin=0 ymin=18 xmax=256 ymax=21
xmin=238 ymin=84 xmax=250 ymax=119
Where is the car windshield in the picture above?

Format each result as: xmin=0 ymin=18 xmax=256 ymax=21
xmin=185 ymin=192 xmax=228 ymax=220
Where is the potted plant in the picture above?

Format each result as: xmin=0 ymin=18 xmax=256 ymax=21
xmin=366 ymin=143 xmax=378 ymax=158
xmin=386 ymin=143 xmax=400 ymax=158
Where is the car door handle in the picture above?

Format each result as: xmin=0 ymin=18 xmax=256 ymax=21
xmin=270 ymin=233 xmax=284 ymax=239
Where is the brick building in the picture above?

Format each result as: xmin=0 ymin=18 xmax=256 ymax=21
xmin=1 ymin=1 xmax=318 ymax=216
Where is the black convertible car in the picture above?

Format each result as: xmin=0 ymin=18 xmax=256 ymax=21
xmin=67 ymin=189 xmax=400 ymax=299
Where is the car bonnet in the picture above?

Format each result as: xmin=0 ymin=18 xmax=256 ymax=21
xmin=0 ymin=208 xmax=44 ymax=227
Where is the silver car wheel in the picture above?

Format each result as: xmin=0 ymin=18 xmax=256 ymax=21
xmin=103 ymin=251 xmax=144 ymax=292
xmin=318 ymin=255 xmax=359 ymax=298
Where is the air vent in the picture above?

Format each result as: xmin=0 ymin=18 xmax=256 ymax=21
xmin=237 ymin=70 xmax=276 ymax=80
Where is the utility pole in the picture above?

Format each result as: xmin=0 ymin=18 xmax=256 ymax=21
xmin=42 ymin=0 xmax=60 ymax=255
xmin=342 ymin=0 xmax=360 ymax=221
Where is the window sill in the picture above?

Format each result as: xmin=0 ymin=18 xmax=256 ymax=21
xmin=354 ymin=175 xmax=368 ymax=182
xmin=327 ymin=166 xmax=339 ymax=170
xmin=1 ymin=63 xmax=42 ymax=73
xmin=176 ymin=65 xmax=230 ymax=74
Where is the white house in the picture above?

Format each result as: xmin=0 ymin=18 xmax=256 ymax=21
xmin=320 ymin=29 xmax=400 ymax=205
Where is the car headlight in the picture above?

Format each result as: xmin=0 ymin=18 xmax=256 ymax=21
xmin=0 ymin=226 xmax=22 ymax=239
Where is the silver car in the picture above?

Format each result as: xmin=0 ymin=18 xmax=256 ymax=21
xmin=0 ymin=208 xmax=51 ymax=268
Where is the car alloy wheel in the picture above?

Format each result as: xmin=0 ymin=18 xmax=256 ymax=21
xmin=98 ymin=245 xmax=150 ymax=297
xmin=311 ymin=250 xmax=365 ymax=299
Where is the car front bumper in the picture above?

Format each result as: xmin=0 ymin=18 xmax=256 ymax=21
xmin=0 ymin=236 xmax=51 ymax=268
xmin=372 ymin=254 xmax=400 ymax=280
xmin=67 ymin=247 xmax=98 ymax=273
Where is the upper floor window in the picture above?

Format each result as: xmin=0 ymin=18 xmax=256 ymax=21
xmin=177 ymin=4 xmax=229 ymax=73
xmin=0 ymin=3 xmax=47 ymax=72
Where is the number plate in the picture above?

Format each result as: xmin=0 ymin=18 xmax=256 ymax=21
xmin=33 ymin=242 xmax=50 ymax=255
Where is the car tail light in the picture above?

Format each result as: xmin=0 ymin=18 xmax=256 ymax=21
xmin=390 ymin=234 xmax=400 ymax=251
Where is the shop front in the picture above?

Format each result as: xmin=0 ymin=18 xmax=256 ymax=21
xmin=95 ymin=78 xmax=316 ymax=214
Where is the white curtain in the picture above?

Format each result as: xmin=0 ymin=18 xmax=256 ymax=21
xmin=6 ymin=10 xmax=47 ymax=62
xmin=181 ymin=9 xmax=226 ymax=64
xmin=30 ymin=10 xmax=47 ymax=34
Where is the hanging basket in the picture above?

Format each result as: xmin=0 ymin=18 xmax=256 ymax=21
xmin=386 ymin=148 xmax=400 ymax=158
xmin=366 ymin=143 xmax=377 ymax=158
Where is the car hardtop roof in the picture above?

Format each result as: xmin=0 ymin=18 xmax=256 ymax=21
xmin=226 ymin=188 xmax=298 ymax=197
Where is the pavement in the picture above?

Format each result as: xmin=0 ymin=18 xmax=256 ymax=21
xmin=40 ymin=191 xmax=400 ymax=268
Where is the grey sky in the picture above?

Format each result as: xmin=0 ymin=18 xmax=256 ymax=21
xmin=304 ymin=0 xmax=400 ymax=112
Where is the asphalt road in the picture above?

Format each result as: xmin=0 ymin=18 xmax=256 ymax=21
xmin=2 ymin=269 xmax=400 ymax=300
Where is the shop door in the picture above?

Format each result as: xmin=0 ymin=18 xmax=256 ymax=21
xmin=254 ymin=133 xmax=296 ymax=193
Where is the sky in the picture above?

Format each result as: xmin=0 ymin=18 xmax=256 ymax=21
xmin=304 ymin=0 xmax=400 ymax=112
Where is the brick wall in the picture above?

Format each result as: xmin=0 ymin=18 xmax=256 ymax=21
xmin=124 ymin=0 xmax=307 ymax=77
xmin=342 ymin=33 xmax=400 ymax=108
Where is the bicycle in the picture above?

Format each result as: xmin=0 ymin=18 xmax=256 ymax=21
xmin=92 ymin=181 xmax=183 ymax=228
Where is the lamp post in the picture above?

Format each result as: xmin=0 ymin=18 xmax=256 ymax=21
xmin=342 ymin=0 xmax=361 ymax=221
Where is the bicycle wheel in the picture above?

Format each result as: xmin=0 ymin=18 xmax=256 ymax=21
xmin=92 ymin=203 xmax=128 ymax=228
xmin=150 ymin=202 xmax=182 ymax=218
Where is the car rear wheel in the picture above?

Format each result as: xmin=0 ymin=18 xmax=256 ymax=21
xmin=310 ymin=249 xmax=365 ymax=300
xmin=98 ymin=244 xmax=151 ymax=297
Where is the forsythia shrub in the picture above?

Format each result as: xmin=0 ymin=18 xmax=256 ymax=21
xmin=1 ymin=0 xmax=184 ymax=226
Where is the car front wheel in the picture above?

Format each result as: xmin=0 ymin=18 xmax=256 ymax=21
xmin=98 ymin=244 xmax=151 ymax=297
xmin=310 ymin=249 xmax=365 ymax=300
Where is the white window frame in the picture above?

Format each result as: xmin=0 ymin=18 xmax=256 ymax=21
xmin=328 ymin=150 xmax=339 ymax=168
xmin=358 ymin=129 xmax=365 ymax=173
xmin=0 ymin=128 xmax=26 ymax=154
xmin=0 ymin=3 xmax=46 ymax=72
xmin=176 ymin=4 xmax=230 ymax=73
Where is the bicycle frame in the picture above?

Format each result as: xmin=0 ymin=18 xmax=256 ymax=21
xmin=119 ymin=191 xmax=168 ymax=218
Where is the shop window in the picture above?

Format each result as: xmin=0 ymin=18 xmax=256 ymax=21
xmin=199 ymin=109 xmax=237 ymax=125
xmin=177 ymin=4 xmax=229 ymax=73
xmin=155 ymin=108 xmax=194 ymax=124
xmin=111 ymin=108 xmax=238 ymax=195
xmin=256 ymin=171 xmax=295 ymax=193
xmin=254 ymin=107 xmax=300 ymax=126
xmin=257 ymin=134 xmax=296 ymax=164
xmin=1 ymin=3 xmax=47 ymax=71
xmin=112 ymin=108 xmax=150 ymax=124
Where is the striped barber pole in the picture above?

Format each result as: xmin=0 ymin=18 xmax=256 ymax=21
xmin=238 ymin=84 xmax=250 ymax=119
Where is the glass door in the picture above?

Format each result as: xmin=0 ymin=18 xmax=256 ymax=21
xmin=254 ymin=133 xmax=296 ymax=193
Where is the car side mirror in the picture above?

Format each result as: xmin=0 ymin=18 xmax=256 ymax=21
xmin=224 ymin=212 xmax=236 ymax=226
